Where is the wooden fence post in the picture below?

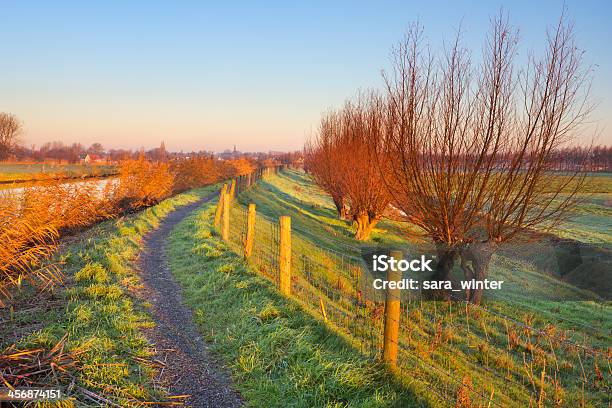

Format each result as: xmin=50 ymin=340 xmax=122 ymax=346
xmin=229 ymin=178 xmax=236 ymax=200
xmin=244 ymin=203 xmax=256 ymax=258
xmin=214 ymin=183 xmax=228 ymax=227
xmin=319 ymin=297 xmax=327 ymax=321
xmin=383 ymin=250 xmax=402 ymax=368
xmin=279 ymin=216 xmax=291 ymax=296
xmin=222 ymin=193 xmax=230 ymax=242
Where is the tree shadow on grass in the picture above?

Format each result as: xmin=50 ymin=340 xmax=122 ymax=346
xmin=239 ymin=176 xmax=357 ymax=242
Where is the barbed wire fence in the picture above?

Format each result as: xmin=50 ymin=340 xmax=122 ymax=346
xmin=213 ymin=167 xmax=611 ymax=408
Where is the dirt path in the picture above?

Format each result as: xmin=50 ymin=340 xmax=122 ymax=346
xmin=138 ymin=193 xmax=243 ymax=408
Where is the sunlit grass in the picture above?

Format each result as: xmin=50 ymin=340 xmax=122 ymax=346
xmin=168 ymin=200 xmax=423 ymax=407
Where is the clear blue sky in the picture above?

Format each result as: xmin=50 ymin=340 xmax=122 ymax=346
xmin=0 ymin=0 xmax=610 ymax=152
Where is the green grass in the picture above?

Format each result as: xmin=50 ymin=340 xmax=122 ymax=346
xmin=0 ymin=163 xmax=117 ymax=183
xmin=168 ymin=199 xmax=424 ymax=407
xmin=0 ymin=184 xmax=217 ymax=406
xmin=199 ymin=169 xmax=610 ymax=407
xmin=547 ymin=174 xmax=612 ymax=244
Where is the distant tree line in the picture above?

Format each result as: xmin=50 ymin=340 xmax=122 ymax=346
xmin=0 ymin=114 xmax=305 ymax=167
xmin=3 ymin=137 xmax=172 ymax=163
xmin=547 ymin=145 xmax=612 ymax=172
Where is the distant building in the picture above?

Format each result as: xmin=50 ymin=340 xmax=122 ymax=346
xmin=82 ymin=153 xmax=106 ymax=164
xmin=217 ymin=145 xmax=242 ymax=160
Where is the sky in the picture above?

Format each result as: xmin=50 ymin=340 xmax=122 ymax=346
xmin=0 ymin=0 xmax=610 ymax=152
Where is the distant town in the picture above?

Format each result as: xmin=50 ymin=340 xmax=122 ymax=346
xmin=4 ymin=139 xmax=303 ymax=167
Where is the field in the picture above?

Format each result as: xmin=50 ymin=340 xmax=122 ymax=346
xmin=0 ymin=162 xmax=117 ymax=184
xmin=540 ymin=173 xmax=612 ymax=244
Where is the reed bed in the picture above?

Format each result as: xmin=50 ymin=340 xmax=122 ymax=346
xmin=0 ymin=156 xmax=252 ymax=306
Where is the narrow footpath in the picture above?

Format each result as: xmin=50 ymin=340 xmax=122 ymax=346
xmin=138 ymin=192 xmax=243 ymax=408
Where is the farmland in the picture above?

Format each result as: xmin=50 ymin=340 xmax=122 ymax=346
xmin=0 ymin=163 xmax=117 ymax=185
xmin=168 ymin=197 xmax=418 ymax=407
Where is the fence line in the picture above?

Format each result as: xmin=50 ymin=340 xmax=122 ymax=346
xmin=212 ymin=167 xmax=610 ymax=408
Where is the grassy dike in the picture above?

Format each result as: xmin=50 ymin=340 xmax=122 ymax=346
xmin=167 ymin=198 xmax=421 ymax=407
xmin=1 ymin=185 xmax=217 ymax=406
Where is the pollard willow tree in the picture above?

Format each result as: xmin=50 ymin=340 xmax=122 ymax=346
xmin=304 ymin=115 xmax=350 ymax=220
xmin=381 ymin=14 xmax=593 ymax=302
xmin=339 ymin=93 xmax=392 ymax=240
xmin=307 ymin=93 xmax=391 ymax=240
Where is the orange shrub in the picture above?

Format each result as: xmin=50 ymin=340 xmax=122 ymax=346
xmin=0 ymin=180 xmax=124 ymax=304
xmin=223 ymin=158 xmax=256 ymax=178
xmin=171 ymin=156 xmax=221 ymax=193
xmin=111 ymin=157 xmax=174 ymax=211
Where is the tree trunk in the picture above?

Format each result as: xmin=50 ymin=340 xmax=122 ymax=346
xmin=332 ymin=195 xmax=349 ymax=220
xmin=426 ymin=243 xmax=457 ymax=301
xmin=353 ymin=210 xmax=379 ymax=240
xmin=459 ymin=242 xmax=495 ymax=304
xmin=340 ymin=203 xmax=350 ymax=220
